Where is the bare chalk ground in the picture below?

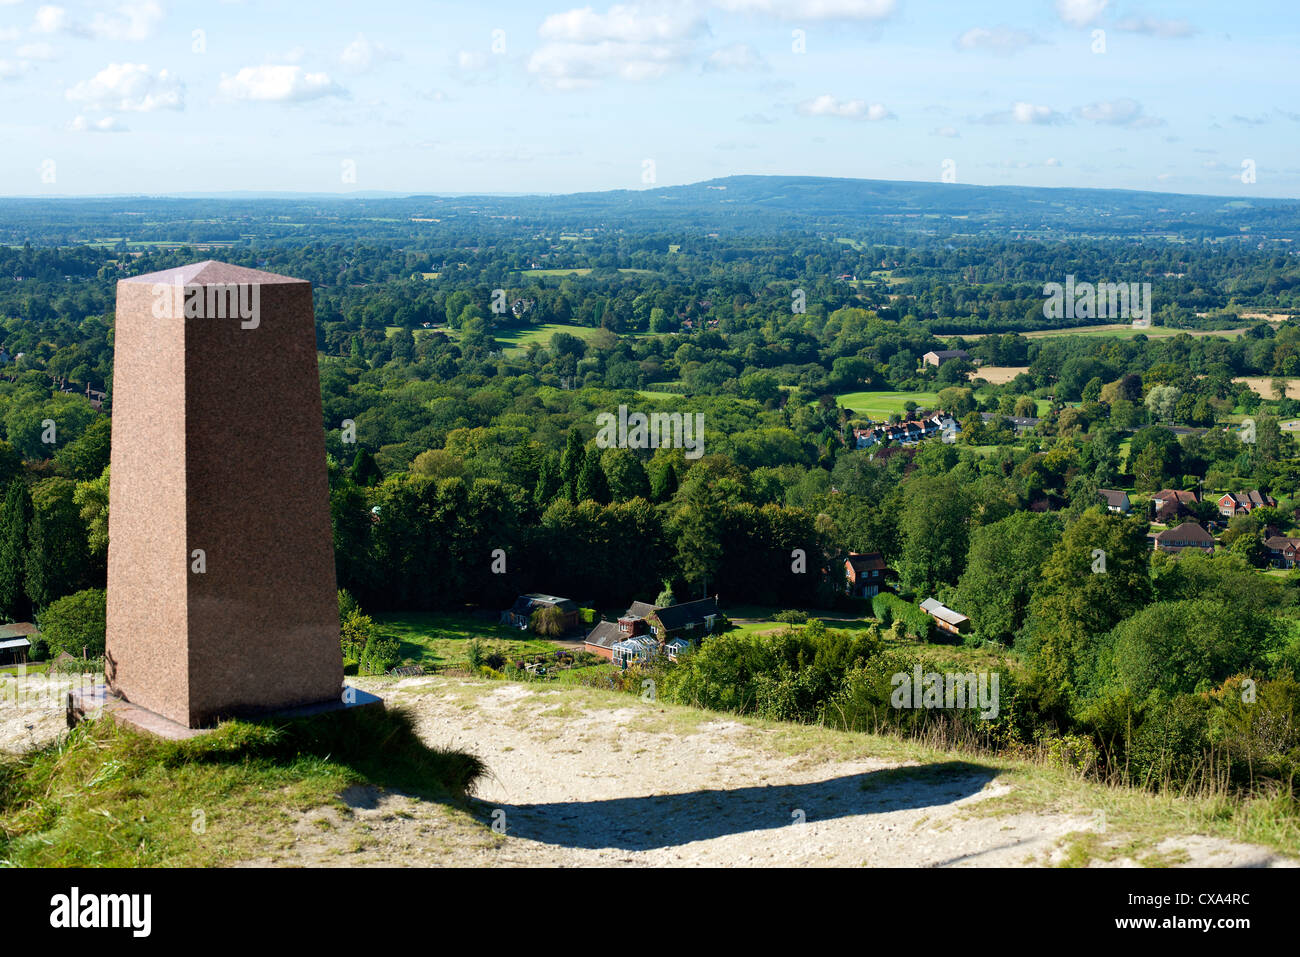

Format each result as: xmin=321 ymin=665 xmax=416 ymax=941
xmin=5 ymin=674 xmax=1295 ymax=868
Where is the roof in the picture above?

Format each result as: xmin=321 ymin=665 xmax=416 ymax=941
xmin=653 ymin=596 xmax=719 ymax=632
xmin=1154 ymin=489 xmax=1198 ymax=504
xmin=625 ymin=601 xmax=658 ymax=619
xmin=0 ymin=637 xmax=30 ymax=651
xmin=925 ymin=349 xmax=970 ymax=360
xmin=613 ymin=636 xmax=658 ymax=654
xmin=0 ymin=622 xmax=38 ymax=639
xmin=584 ymin=621 xmax=624 ymax=650
xmin=1155 ymin=522 xmax=1215 ymax=544
xmin=847 ymin=552 xmax=887 ymax=573
xmin=1098 ymin=489 xmax=1129 ymax=507
xmin=508 ymin=593 xmax=578 ymax=615
xmin=1219 ymin=490 xmax=1275 ymax=508
xmin=919 ymin=598 xmax=969 ymax=627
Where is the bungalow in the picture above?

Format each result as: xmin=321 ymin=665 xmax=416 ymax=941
xmin=1154 ymin=521 xmax=1216 ymax=554
xmin=845 ymin=552 xmax=890 ymax=598
xmin=922 ymin=349 xmax=970 ymax=368
xmin=1265 ymin=535 xmax=1300 ymax=568
xmin=920 ymin=597 xmax=970 ymax=636
xmin=501 ymin=593 xmax=581 ymax=631
xmin=585 ymin=596 xmax=721 ymax=665
xmin=1217 ymin=490 xmax=1276 ymax=519
xmin=1152 ymin=489 xmax=1198 ymax=523
xmin=1098 ymin=489 xmax=1131 ymax=514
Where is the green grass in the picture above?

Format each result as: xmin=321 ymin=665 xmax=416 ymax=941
xmin=488 ymin=323 xmax=610 ymax=356
xmin=832 ymin=390 xmax=941 ymax=418
xmin=0 ymin=707 xmax=483 ymax=866
xmin=373 ymin=611 xmax=560 ymax=668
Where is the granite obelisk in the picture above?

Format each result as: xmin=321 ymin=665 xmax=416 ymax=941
xmin=105 ymin=261 xmax=344 ymax=728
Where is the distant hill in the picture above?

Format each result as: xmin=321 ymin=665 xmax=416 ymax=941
xmin=2 ymin=174 xmax=1297 ymax=245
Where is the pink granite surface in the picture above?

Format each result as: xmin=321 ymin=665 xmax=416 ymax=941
xmin=106 ymin=262 xmax=343 ymax=727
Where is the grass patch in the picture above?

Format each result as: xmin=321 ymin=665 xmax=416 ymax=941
xmin=832 ymin=390 xmax=941 ymax=418
xmin=0 ymin=706 xmax=483 ymax=867
xmin=374 ymin=611 xmax=560 ymax=668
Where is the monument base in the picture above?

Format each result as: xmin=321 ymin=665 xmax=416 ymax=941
xmin=67 ymin=684 xmax=384 ymax=740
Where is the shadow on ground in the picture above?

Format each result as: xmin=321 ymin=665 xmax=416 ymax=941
xmin=477 ymin=761 xmax=998 ymax=851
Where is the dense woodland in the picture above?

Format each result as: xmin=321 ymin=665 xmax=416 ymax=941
xmin=2 ymin=179 xmax=1299 ymax=796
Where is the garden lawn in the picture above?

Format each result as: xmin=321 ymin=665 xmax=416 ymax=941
xmin=373 ymin=611 xmax=560 ymax=668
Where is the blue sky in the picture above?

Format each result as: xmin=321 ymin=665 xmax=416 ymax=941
xmin=1 ymin=0 xmax=1297 ymax=197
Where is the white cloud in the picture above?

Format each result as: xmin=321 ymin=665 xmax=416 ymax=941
xmin=528 ymin=4 xmax=707 ymax=90
xmin=797 ymin=94 xmax=893 ymax=119
xmin=66 ymin=63 xmax=183 ymax=111
xmin=712 ymin=0 xmax=896 ymax=20
xmin=956 ymin=26 xmax=1039 ymax=55
xmin=1077 ymin=97 xmax=1164 ymax=128
xmin=932 ymin=125 xmax=959 ymax=137
xmin=1055 ymin=0 xmax=1108 ymax=28
xmin=1012 ymin=101 xmax=1061 ymax=123
xmin=32 ymin=5 xmax=72 ymax=34
xmin=340 ymin=34 xmax=398 ymax=73
xmin=17 ymin=42 xmax=56 ymax=60
xmin=0 ymin=59 xmax=29 ymax=80
xmin=1045 ymin=157 xmax=1062 ymax=166
xmin=218 ymin=65 xmax=345 ymax=103
xmin=70 ymin=114 xmax=128 ymax=133
xmin=89 ymin=1 xmax=163 ymax=41
xmin=704 ymin=42 xmax=768 ymax=71
xmin=1114 ymin=16 xmax=1196 ymax=38
xmin=0 ymin=28 xmax=18 ymax=44
xmin=32 ymin=1 xmax=162 ymax=40
xmin=976 ymin=101 xmax=1066 ymax=124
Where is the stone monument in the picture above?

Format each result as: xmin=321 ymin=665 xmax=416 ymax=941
xmin=97 ymin=261 xmax=362 ymax=732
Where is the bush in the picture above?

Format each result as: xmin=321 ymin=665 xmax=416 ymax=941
xmin=774 ymin=609 xmax=808 ymax=624
xmin=38 ymin=588 xmax=105 ymax=658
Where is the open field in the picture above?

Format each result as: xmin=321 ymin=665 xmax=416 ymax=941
xmin=833 ymin=390 xmax=941 ymax=418
xmin=1236 ymin=377 xmax=1300 ymax=400
xmin=1024 ymin=324 xmax=1245 ymax=340
xmin=974 ymin=366 xmax=1029 ymax=385
xmin=490 ymin=323 xmax=611 ymax=355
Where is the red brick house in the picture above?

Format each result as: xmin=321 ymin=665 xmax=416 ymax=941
xmin=1217 ymin=490 xmax=1276 ymax=519
xmin=845 ymin=552 xmax=890 ymax=598
xmin=1154 ymin=521 xmax=1216 ymax=554
xmin=1151 ymin=489 xmax=1198 ymax=523
xmin=585 ymin=597 xmax=720 ymax=664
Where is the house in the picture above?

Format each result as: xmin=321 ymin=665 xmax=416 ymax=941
xmin=845 ymin=552 xmax=889 ymax=598
xmin=1098 ymin=489 xmax=1131 ymax=514
xmin=1152 ymin=489 xmax=1198 ymax=523
xmin=922 ymin=349 xmax=970 ymax=368
xmin=980 ymin=413 xmax=1039 ymax=432
xmin=1217 ymin=490 xmax=1276 ymax=519
xmin=0 ymin=622 xmax=37 ymax=665
xmin=920 ymin=598 xmax=970 ymax=636
xmin=1154 ymin=521 xmax=1216 ymax=554
xmin=501 ymin=593 xmax=581 ymax=631
xmin=585 ymin=596 xmax=720 ymax=665
xmin=852 ymin=411 xmax=957 ymax=449
xmin=1265 ymin=535 xmax=1300 ymax=568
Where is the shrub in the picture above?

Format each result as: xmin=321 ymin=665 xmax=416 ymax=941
xmin=38 ymin=588 xmax=106 ymax=658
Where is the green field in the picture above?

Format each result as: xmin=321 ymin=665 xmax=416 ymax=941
xmin=373 ymin=611 xmax=560 ymax=668
xmin=491 ymin=323 xmax=612 ymax=355
xmin=832 ymin=390 xmax=941 ymax=418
